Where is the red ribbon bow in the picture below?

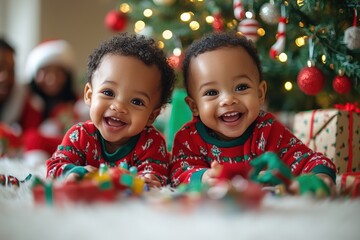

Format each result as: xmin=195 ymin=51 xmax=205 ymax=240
xmin=334 ymin=102 xmax=360 ymax=113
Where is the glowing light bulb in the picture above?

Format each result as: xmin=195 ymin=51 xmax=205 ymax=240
xmin=158 ymin=41 xmax=165 ymax=49
xmin=189 ymin=21 xmax=200 ymax=30
xmin=143 ymin=9 xmax=153 ymax=17
xmin=134 ymin=21 xmax=145 ymax=32
xmin=279 ymin=53 xmax=288 ymax=62
xmin=206 ymin=16 xmax=214 ymax=23
xmin=180 ymin=12 xmax=191 ymax=22
xmin=284 ymin=81 xmax=293 ymax=91
xmin=173 ymin=48 xmax=182 ymax=56
xmin=162 ymin=30 xmax=173 ymax=39
xmin=245 ymin=11 xmax=253 ymax=19
xmin=257 ymin=28 xmax=265 ymax=37
xmin=120 ymin=3 xmax=130 ymax=13
xmin=321 ymin=54 xmax=326 ymax=64
xmin=297 ymin=0 xmax=304 ymax=7
xmin=295 ymin=37 xmax=305 ymax=47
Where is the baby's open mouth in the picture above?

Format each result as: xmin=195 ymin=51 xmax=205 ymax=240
xmin=220 ymin=112 xmax=241 ymax=122
xmin=105 ymin=116 xmax=126 ymax=127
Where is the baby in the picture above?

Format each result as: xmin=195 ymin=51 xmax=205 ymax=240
xmin=46 ymin=33 xmax=176 ymax=188
xmin=170 ymin=31 xmax=336 ymax=196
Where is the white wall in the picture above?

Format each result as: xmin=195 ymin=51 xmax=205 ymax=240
xmin=0 ymin=0 xmax=40 ymax=83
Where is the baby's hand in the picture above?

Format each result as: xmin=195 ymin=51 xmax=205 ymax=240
xmin=142 ymin=173 xmax=161 ymax=189
xmin=65 ymin=165 xmax=97 ymax=182
xmin=201 ymin=161 xmax=223 ymax=186
xmin=289 ymin=174 xmax=334 ymax=198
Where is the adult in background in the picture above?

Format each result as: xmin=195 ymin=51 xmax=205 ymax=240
xmin=0 ymin=38 xmax=26 ymax=157
xmin=22 ymin=39 xmax=88 ymax=166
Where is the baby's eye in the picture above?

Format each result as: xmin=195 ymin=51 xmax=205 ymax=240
xmin=236 ymin=84 xmax=249 ymax=91
xmin=204 ymin=89 xmax=218 ymax=96
xmin=131 ymin=98 xmax=145 ymax=106
xmin=102 ymin=90 xmax=114 ymax=97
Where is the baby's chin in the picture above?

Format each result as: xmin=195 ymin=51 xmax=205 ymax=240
xmin=214 ymin=130 xmax=243 ymax=141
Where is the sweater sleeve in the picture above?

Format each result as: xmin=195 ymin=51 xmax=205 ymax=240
xmin=46 ymin=122 xmax=96 ymax=178
xmin=263 ymin=114 xmax=336 ymax=182
xmin=134 ymin=127 xmax=170 ymax=186
xmin=170 ymin=124 xmax=210 ymax=187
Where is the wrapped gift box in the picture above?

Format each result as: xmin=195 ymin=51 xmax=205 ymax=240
xmin=337 ymin=172 xmax=360 ymax=198
xmin=32 ymin=164 xmax=146 ymax=205
xmin=32 ymin=180 xmax=117 ymax=205
xmin=293 ymin=104 xmax=360 ymax=174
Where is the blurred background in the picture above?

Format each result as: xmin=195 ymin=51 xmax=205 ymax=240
xmin=0 ymin=0 xmax=115 ymax=95
xmin=1 ymin=0 xmax=359 ymax=110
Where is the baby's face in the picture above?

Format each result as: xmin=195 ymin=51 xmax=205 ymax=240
xmin=84 ymin=54 xmax=162 ymax=149
xmin=185 ymin=47 xmax=266 ymax=141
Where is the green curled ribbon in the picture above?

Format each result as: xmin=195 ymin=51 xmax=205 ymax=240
xmin=296 ymin=174 xmax=330 ymax=198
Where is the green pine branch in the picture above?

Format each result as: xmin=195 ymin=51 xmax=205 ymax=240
xmin=118 ymin=0 xmax=359 ymax=111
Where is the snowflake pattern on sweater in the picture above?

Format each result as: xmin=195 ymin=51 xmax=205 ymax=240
xmin=46 ymin=121 xmax=170 ymax=186
xmin=170 ymin=111 xmax=336 ymax=187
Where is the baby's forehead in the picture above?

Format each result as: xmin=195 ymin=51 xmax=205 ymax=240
xmin=188 ymin=48 xmax=261 ymax=80
xmin=189 ymin=46 xmax=253 ymax=67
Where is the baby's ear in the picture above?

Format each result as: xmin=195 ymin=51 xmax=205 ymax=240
xmin=147 ymin=108 xmax=161 ymax=125
xmin=83 ymin=83 xmax=92 ymax=106
xmin=258 ymin=80 xmax=267 ymax=104
xmin=185 ymin=96 xmax=199 ymax=116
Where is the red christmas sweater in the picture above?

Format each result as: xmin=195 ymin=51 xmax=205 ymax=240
xmin=170 ymin=111 xmax=336 ymax=187
xmin=21 ymin=93 xmax=81 ymax=155
xmin=46 ymin=121 xmax=170 ymax=186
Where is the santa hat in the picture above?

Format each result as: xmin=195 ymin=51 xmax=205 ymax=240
xmin=25 ymin=39 xmax=75 ymax=82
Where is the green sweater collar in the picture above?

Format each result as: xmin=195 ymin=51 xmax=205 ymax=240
xmin=97 ymin=131 xmax=140 ymax=162
xmin=195 ymin=120 xmax=255 ymax=147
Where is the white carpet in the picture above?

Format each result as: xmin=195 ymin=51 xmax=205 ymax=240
xmin=1 ymin=158 xmax=360 ymax=240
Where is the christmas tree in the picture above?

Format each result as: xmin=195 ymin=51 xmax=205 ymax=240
xmin=105 ymin=0 xmax=360 ymax=112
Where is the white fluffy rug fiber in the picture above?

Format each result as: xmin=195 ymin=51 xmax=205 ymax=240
xmin=1 ymin=158 xmax=360 ymax=240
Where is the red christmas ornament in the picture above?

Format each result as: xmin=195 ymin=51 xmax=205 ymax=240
xmin=297 ymin=65 xmax=325 ymax=95
xmin=333 ymin=74 xmax=352 ymax=94
xmin=212 ymin=13 xmax=224 ymax=32
xmin=168 ymin=54 xmax=184 ymax=70
xmin=105 ymin=10 xmax=128 ymax=32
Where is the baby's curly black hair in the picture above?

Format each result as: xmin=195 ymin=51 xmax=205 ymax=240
xmin=87 ymin=32 xmax=176 ymax=107
xmin=182 ymin=31 xmax=263 ymax=93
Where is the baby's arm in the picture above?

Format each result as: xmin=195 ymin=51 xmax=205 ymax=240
xmin=63 ymin=165 xmax=98 ymax=182
xmin=135 ymin=127 xmax=170 ymax=188
xmin=170 ymin=127 xmax=211 ymax=187
xmin=263 ymin=116 xmax=336 ymax=184
xmin=250 ymin=152 xmax=335 ymax=198
xmin=46 ymin=123 xmax=90 ymax=179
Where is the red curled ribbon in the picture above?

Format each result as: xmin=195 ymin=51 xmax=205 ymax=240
xmin=334 ymin=102 xmax=360 ymax=172
xmin=334 ymin=102 xmax=360 ymax=113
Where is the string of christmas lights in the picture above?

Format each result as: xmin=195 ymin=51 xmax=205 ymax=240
xmin=104 ymin=0 xmax=359 ymax=111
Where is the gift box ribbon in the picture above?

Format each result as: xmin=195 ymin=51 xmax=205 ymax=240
xmin=306 ymin=110 xmax=337 ymax=152
xmin=334 ymin=102 xmax=360 ymax=172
